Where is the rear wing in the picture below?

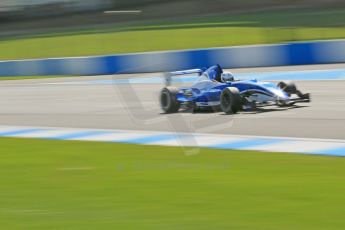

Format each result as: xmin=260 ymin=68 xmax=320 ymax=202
xmin=164 ymin=68 xmax=204 ymax=86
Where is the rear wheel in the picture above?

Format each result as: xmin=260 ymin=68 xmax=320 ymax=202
xmin=220 ymin=87 xmax=242 ymax=114
xmin=160 ymin=87 xmax=180 ymax=113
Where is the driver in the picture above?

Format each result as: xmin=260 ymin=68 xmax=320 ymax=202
xmin=221 ymin=72 xmax=235 ymax=83
xmin=202 ymin=65 xmax=235 ymax=83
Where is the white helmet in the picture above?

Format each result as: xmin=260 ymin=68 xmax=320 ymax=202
xmin=221 ymin=72 xmax=235 ymax=83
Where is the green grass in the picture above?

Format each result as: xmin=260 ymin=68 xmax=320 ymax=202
xmin=1 ymin=8 xmax=345 ymax=60
xmin=2 ymin=27 xmax=345 ymax=61
xmin=1 ymin=137 xmax=345 ymax=229
xmin=0 ymin=75 xmax=72 ymax=81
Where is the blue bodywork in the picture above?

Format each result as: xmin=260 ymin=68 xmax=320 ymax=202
xmin=171 ymin=65 xmax=290 ymax=108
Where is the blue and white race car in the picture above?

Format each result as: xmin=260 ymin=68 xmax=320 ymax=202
xmin=160 ymin=65 xmax=310 ymax=114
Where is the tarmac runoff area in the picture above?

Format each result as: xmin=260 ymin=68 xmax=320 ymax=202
xmin=0 ymin=63 xmax=344 ymax=145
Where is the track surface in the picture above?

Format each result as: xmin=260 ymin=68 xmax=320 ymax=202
xmin=0 ymin=64 xmax=345 ymax=140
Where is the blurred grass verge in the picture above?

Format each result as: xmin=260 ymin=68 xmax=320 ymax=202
xmin=1 ymin=8 xmax=345 ymax=60
xmin=2 ymin=27 xmax=345 ymax=60
xmin=1 ymin=137 xmax=345 ymax=229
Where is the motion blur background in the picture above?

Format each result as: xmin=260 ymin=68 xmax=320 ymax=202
xmin=1 ymin=2 xmax=345 ymax=230
xmin=1 ymin=0 xmax=345 ymax=60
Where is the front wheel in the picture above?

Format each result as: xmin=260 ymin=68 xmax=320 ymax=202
xmin=277 ymin=81 xmax=310 ymax=101
xmin=220 ymin=87 xmax=242 ymax=114
xmin=160 ymin=87 xmax=180 ymax=113
xmin=277 ymin=81 xmax=297 ymax=95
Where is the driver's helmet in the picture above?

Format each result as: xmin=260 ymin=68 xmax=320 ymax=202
xmin=221 ymin=72 xmax=235 ymax=82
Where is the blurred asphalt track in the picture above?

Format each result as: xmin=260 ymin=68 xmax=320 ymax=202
xmin=0 ymin=64 xmax=344 ymax=140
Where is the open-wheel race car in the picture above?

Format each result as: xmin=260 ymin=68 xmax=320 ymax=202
xmin=160 ymin=65 xmax=310 ymax=114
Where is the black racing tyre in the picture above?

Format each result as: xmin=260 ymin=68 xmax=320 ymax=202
xmin=160 ymin=87 xmax=180 ymax=113
xmin=277 ymin=81 xmax=287 ymax=89
xmin=277 ymin=81 xmax=297 ymax=94
xmin=220 ymin=87 xmax=242 ymax=114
